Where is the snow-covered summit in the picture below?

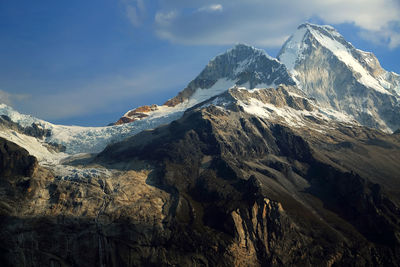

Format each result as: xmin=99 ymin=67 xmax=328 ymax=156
xmin=277 ymin=22 xmax=400 ymax=132
xmin=220 ymin=43 xmax=278 ymax=64
xmin=278 ymin=23 xmax=343 ymax=70
xmin=278 ymin=23 xmax=399 ymax=95
xmin=117 ymin=44 xmax=296 ymax=126
xmin=163 ymin=43 xmax=295 ymax=107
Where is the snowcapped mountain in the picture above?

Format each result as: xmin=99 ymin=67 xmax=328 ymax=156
xmin=164 ymin=43 xmax=295 ymax=107
xmin=115 ymin=44 xmax=295 ymax=124
xmin=1 ymin=22 xmax=400 ymax=164
xmin=278 ymin=23 xmax=400 ymax=132
xmin=118 ymin=26 xmax=400 ymax=132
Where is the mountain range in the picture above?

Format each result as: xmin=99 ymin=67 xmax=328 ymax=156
xmin=0 ymin=23 xmax=399 ymax=266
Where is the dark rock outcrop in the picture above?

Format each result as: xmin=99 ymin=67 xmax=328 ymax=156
xmin=114 ymin=104 xmax=158 ymax=125
xmin=0 ymin=137 xmax=37 ymax=178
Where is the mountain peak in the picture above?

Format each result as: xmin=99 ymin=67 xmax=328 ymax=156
xmin=163 ymin=43 xmax=295 ymax=107
xmin=278 ymin=22 xmax=395 ymax=93
xmin=278 ymin=22 xmax=387 ymax=77
xmin=230 ymin=42 xmax=261 ymax=51
xmin=298 ymin=22 xmax=341 ymax=36
xmin=277 ymin=22 xmax=400 ymax=132
xmin=206 ymin=43 xmax=278 ymax=70
xmin=277 ymin=22 xmax=349 ymax=70
xmin=224 ymin=43 xmax=276 ymax=61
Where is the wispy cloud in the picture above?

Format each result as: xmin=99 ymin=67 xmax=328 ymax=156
xmin=122 ymin=0 xmax=146 ymax=27
xmin=153 ymin=0 xmax=400 ymax=48
xmin=198 ymin=4 xmax=223 ymax=13
xmin=155 ymin=10 xmax=177 ymax=26
xmin=0 ymin=90 xmax=30 ymax=107
xmin=359 ymin=21 xmax=400 ymax=49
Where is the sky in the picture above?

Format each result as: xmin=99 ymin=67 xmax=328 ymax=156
xmin=0 ymin=0 xmax=399 ymax=126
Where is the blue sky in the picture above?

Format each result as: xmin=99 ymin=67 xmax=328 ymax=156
xmin=1 ymin=0 xmax=399 ymax=126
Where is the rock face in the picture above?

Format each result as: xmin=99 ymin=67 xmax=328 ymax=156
xmin=0 ymin=137 xmax=37 ymax=177
xmin=278 ymin=23 xmax=400 ymax=132
xmin=114 ymin=104 xmax=159 ymax=125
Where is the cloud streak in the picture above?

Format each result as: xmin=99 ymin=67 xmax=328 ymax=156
xmin=198 ymin=4 xmax=223 ymax=13
xmin=0 ymin=90 xmax=30 ymax=107
xmin=359 ymin=21 xmax=400 ymax=49
xmin=154 ymin=0 xmax=400 ymax=48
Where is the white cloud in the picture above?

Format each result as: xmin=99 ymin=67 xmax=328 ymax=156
xmin=198 ymin=4 xmax=223 ymax=13
xmin=155 ymin=10 xmax=177 ymax=25
xmin=0 ymin=90 xmax=29 ymax=107
xmin=359 ymin=22 xmax=400 ymax=49
xmin=0 ymin=90 xmax=12 ymax=106
xmin=390 ymin=34 xmax=400 ymax=49
xmin=154 ymin=0 xmax=400 ymax=48
xmin=126 ymin=5 xmax=141 ymax=26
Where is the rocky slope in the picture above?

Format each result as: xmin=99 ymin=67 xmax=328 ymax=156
xmin=0 ymin=137 xmax=37 ymax=178
xmin=1 ymin=87 xmax=399 ymax=266
xmin=278 ymin=23 xmax=400 ymax=132
xmin=97 ymin=89 xmax=400 ymax=265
